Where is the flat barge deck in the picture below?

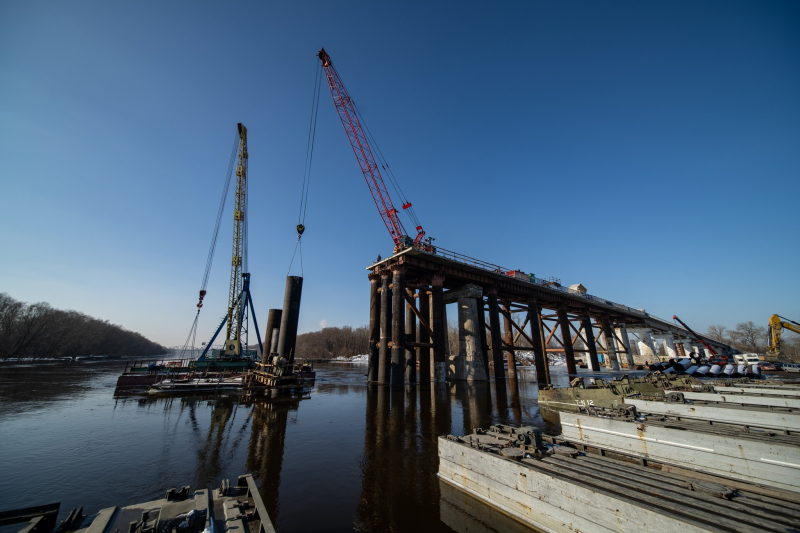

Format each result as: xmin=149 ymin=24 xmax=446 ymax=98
xmin=439 ymin=425 xmax=800 ymax=532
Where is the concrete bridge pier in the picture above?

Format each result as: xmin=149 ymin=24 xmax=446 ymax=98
xmin=598 ymin=315 xmax=620 ymax=370
xmin=453 ymin=285 xmax=488 ymax=381
xmin=614 ymin=323 xmax=634 ymax=368
xmin=659 ymin=333 xmax=678 ymax=359
xmin=628 ymin=327 xmax=657 ymax=364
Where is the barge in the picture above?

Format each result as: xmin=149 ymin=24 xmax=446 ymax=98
xmin=439 ymin=424 xmax=800 ymax=532
xmin=0 ymin=475 xmax=274 ymax=533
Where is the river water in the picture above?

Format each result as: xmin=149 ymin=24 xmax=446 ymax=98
xmin=0 ymin=360 xmax=581 ymax=532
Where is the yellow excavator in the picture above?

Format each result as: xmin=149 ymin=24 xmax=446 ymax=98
xmin=767 ymin=314 xmax=800 ymax=359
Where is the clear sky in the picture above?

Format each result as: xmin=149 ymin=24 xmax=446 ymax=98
xmin=1 ymin=1 xmax=798 ymax=348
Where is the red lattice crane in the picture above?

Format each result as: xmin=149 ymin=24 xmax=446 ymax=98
xmin=317 ymin=48 xmax=425 ymax=251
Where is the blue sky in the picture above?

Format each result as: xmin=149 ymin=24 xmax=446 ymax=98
xmin=1 ymin=1 xmax=798 ymax=347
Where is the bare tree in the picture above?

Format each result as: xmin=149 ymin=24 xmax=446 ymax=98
xmin=706 ymin=325 xmax=729 ymax=343
xmin=730 ymin=321 xmax=767 ymax=353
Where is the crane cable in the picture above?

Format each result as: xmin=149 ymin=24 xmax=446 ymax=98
xmin=289 ymin=58 xmax=323 ymax=276
xmin=178 ymin=132 xmax=240 ymax=358
xmin=338 ymin=71 xmax=423 ymax=234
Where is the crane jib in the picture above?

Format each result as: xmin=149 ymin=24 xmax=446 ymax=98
xmin=317 ymin=47 xmax=425 ymax=250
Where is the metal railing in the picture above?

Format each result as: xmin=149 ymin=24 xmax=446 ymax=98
xmin=410 ymin=243 xmax=651 ymax=318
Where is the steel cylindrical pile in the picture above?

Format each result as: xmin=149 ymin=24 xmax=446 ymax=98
xmin=277 ymin=276 xmax=303 ymax=363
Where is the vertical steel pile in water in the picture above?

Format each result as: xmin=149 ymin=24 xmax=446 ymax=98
xmin=262 ymin=309 xmax=282 ymax=363
xmin=277 ymin=276 xmax=303 ymax=363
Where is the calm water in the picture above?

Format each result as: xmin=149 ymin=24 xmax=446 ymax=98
xmin=0 ymin=360 xmax=580 ymax=532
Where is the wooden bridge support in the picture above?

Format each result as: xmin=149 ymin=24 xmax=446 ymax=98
xmin=476 ymin=298 xmax=490 ymax=379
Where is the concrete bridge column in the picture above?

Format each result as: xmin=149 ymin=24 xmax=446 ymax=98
xmin=457 ymin=292 xmax=488 ymax=382
xmin=600 ymin=315 xmax=620 ymax=370
xmin=581 ymin=312 xmax=600 ymax=371
xmin=615 ymin=324 xmax=634 ymax=368
xmin=661 ymin=333 xmax=677 ymax=359
xmin=629 ymin=328 xmax=657 ymax=364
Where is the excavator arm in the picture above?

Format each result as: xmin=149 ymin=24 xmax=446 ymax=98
xmin=768 ymin=314 xmax=800 ymax=357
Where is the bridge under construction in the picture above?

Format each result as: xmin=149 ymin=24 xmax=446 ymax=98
xmin=366 ymin=245 xmax=734 ymax=387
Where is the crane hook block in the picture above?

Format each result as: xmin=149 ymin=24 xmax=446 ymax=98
xmin=402 ymin=202 xmax=412 ymax=209
xmin=297 ymin=224 xmax=305 ymax=236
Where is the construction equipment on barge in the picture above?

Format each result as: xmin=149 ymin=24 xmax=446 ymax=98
xmin=0 ymin=475 xmax=275 ymax=533
xmin=537 ymin=372 xmax=703 ymax=411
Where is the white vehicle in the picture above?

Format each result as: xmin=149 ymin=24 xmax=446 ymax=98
xmin=734 ymin=353 xmax=761 ymax=365
xmin=783 ymin=363 xmax=800 ymax=373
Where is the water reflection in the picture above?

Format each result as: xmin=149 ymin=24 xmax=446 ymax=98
xmin=1 ymin=362 xmax=565 ymax=532
xmin=355 ymin=376 xmax=549 ymax=532
xmin=247 ymin=396 xmax=302 ymax=526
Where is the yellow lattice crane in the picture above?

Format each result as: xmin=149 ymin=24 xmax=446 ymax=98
xmin=767 ymin=314 xmax=800 ymax=359
xmin=224 ymin=123 xmax=248 ymax=356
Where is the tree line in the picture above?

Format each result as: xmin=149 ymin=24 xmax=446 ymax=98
xmin=0 ymin=293 xmax=168 ymax=360
xmin=295 ymin=325 xmax=370 ymax=360
xmin=705 ymin=321 xmax=800 ymax=359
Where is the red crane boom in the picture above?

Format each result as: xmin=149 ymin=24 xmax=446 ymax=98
xmin=673 ymin=315 xmax=718 ymax=356
xmin=317 ymin=48 xmax=424 ymax=250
